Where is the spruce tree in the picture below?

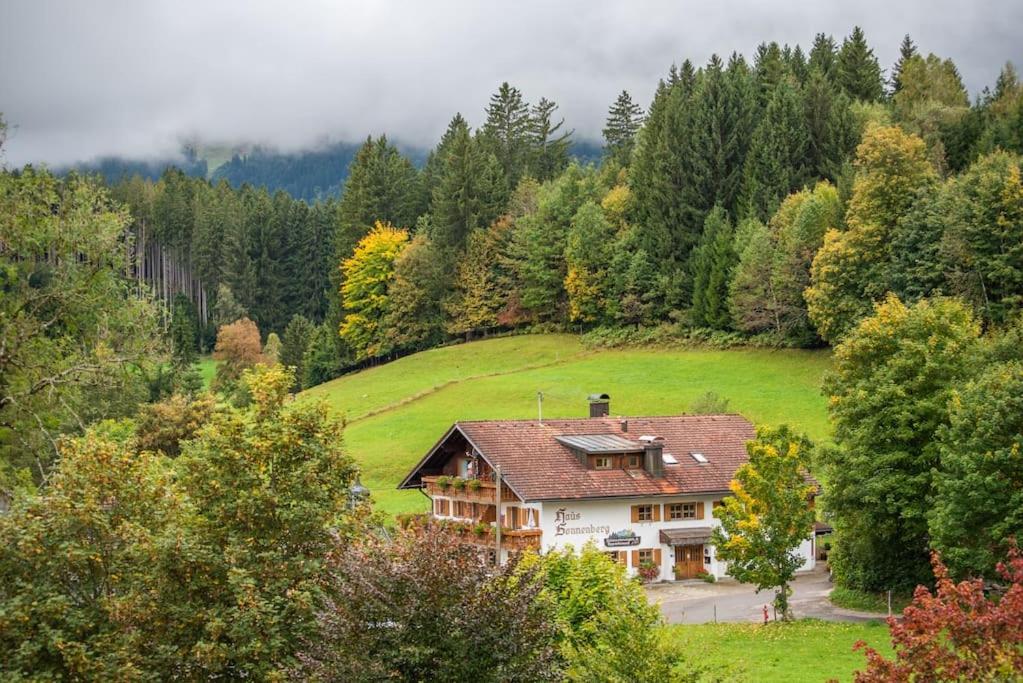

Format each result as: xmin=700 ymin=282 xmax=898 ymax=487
xmin=170 ymin=293 xmax=200 ymax=364
xmin=480 ymin=82 xmax=532 ymax=188
xmin=754 ymin=42 xmax=788 ymax=106
xmin=803 ymin=67 xmax=857 ymax=181
xmin=430 ymin=120 xmax=507 ymax=252
xmin=689 ymin=206 xmax=737 ymax=330
xmin=602 ymin=90 xmax=645 ymax=167
xmin=836 ymin=26 xmax=884 ymax=102
xmin=528 ymin=97 xmax=572 ymax=182
xmin=890 ymin=34 xmax=918 ymax=95
xmin=280 ymin=314 xmax=314 ymax=390
xmin=808 ymin=33 xmax=838 ymax=82
xmin=739 ymin=79 xmax=811 ymax=221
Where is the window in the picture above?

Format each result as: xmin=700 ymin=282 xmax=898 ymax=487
xmin=506 ymin=506 xmax=520 ymax=529
xmin=637 ymin=505 xmax=653 ymax=521
xmin=594 ymin=455 xmax=612 ymax=470
xmin=668 ymin=503 xmax=698 ymax=520
xmin=434 ymin=498 xmax=450 ymax=516
xmin=626 ymin=454 xmax=641 ymax=469
xmin=605 ymin=550 xmax=625 ymax=565
xmin=638 ymin=549 xmax=654 ymax=564
xmin=704 ymin=547 xmax=712 ymax=566
xmin=458 ymin=458 xmax=470 ymax=477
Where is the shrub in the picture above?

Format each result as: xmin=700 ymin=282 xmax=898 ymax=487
xmin=473 ymin=522 xmax=489 ymax=537
xmin=638 ymin=560 xmax=660 ymax=582
xmin=451 ymin=477 xmax=467 ymax=491
xmin=696 ymin=570 xmax=716 ymax=583
xmin=435 ymin=475 xmax=452 ymax=489
xmin=466 ymin=478 xmax=482 ymax=492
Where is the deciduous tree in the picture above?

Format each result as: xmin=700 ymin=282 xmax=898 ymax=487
xmin=711 ymin=425 xmax=816 ymax=619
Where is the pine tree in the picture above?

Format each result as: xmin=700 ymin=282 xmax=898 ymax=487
xmin=754 ymin=42 xmax=788 ymax=106
xmin=739 ymin=78 xmax=811 ymax=220
xmin=602 ymin=90 xmax=645 ymax=167
xmin=480 ymin=82 xmax=532 ymax=188
xmin=808 ymin=33 xmax=838 ymax=82
xmin=334 ymin=136 xmax=420 ymax=264
xmin=836 ymin=26 xmax=884 ymax=102
xmin=803 ymin=67 xmax=857 ymax=181
xmin=529 ymin=97 xmax=572 ymax=182
xmin=430 ymin=121 xmax=508 ymax=252
xmin=728 ymin=218 xmax=778 ymax=334
xmin=689 ymin=206 xmax=737 ymax=330
xmin=169 ymin=293 xmax=200 ymax=365
xmin=280 ymin=314 xmax=314 ymax=390
xmin=302 ymin=322 xmax=346 ymax=389
xmin=381 ymin=234 xmax=450 ymax=352
xmin=890 ymin=34 xmax=918 ymax=95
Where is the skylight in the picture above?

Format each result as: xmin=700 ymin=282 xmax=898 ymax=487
xmin=662 ymin=453 xmax=678 ymax=464
xmin=690 ymin=452 xmax=708 ymax=464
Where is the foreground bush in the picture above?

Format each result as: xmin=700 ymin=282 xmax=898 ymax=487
xmin=853 ymin=547 xmax=1023 ymax=681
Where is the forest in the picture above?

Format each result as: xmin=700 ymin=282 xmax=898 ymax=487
xmin=2 ymin=23 xmax=1023 ymax=680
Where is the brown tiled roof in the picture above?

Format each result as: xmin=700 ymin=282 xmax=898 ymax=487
xmin=403 ymin=414 xmax=756 ymax=502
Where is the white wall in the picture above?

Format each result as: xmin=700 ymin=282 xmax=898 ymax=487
xmin=535 ymin=497 xmax=815 ymax=580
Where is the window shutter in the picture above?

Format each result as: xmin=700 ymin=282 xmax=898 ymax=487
xmin=618 ymin=551 xmax=627 ymax=566
xmin=631 ymin=550 xmax=639 ymax=567
xmin=697 ymin=502 xmax=705 ymax=519
xmin=631 ymin=505 xmax=640 ymax=523
xmin=652 ymin=504 xmax=661 ymax=522
xmin=653 ymin=549 xmax=662 ymax=565
xmin=713 ymin=500 xmax=723 ymax=509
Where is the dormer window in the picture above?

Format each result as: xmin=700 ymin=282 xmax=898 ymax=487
xmin=594 ymin=455 xmax=612 ymax=470
xmin=626 ymin=454 xmax=641 ymax=469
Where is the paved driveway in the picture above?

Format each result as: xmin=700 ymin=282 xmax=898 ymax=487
xmin=647 ymin=567 xmax=888 ymax=624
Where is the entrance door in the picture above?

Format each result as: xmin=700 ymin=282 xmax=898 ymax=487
xmin=674 ymin=544 xmax=704 ymax=579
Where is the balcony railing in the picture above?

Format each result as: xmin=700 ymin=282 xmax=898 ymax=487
xmin=422 ymin=475 xmax=517 ymax=503
xmin=397 ymin=512 xmax=542 ymax=553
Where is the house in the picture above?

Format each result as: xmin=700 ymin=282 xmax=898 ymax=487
xmin=398 ymin=395 xmax=817 ymax=581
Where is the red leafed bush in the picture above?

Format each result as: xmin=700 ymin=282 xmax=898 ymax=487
xmin=853 ymin=544 xmax=1023 ymax=682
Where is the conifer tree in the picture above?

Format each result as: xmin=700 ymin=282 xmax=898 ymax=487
xmin=836 ymin=26 xmax=884 ymax=102
xmin=529 ymin=97 xmax=572 ymax=182
xmin=739 ymin=79 xmax=811 ymax=220
xmin=480 ymin=82 xmax=532 ymax=188
xmin=381 ymin=234 xmax=450 ymax=352
xmin=754 ymin=42 xmax=788 ymax=106
xmin=334 ymin=136 xmax=420 ymax=264
xmin=430 ymin=121 xmax=507 ymax=251
xmin=890 ymin=34 xmax=918 ymax=95
xmin=602 ymin=90 xmax=645 ymax=167
xmin=728 ymin=218 xmax=778 ymax=334
xmin=808 ymin=33 xmax=838 ymax=81
xmin=803 ymin=67 xmax=857 ymax=181
xmin=447 ymin=218 xmax=515 ymax=337
xmin=689 ymin=206 xmax=737 ymax=330
xmin=281 ymin=314 xmax=314 ymax=390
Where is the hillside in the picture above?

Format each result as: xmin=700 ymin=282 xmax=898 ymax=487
xmin=298 ymin=334 xmax=832 ymax=514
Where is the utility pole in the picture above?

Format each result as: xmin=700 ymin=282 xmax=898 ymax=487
xmin=495 ymin=464 xmax=502 ymax=566
xmin=537 ymin=391 xmax=543 ymax=425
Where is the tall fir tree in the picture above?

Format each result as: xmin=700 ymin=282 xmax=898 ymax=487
xmin=808 ymin=33 xmax=839 ymax=82
xmin=602 ymin=90 xmax=645 ymax=167
xmin=528 ymin=97 xmax=572 ymax=182
xmin=803 ymin=67 xmax=857 ymax=181
xmin=689 ymin=205 xmax=737 ymax=330
xmin=890 ymin=34 xmax=918 ymax=95
xmin=480 ymin=82 xmax=532 ymax=189
xmin=836 ymin=26 xmax=884 ymax=102
xmin=739 ymin=78 xmax=811 ymax=221
xmin=429 ymin=120 xmax=507 ymax=252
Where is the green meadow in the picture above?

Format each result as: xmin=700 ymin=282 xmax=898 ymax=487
xmin=297 ymin=334 xmax=832 ymax=515
xmin=663 ymin=620 xmax=891 ymax=682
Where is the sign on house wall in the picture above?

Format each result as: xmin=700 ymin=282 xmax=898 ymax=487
xmin=603 ymin=529 xmax=641 ymax=547
xmin=553 ymin=507 xmax=610 ymax=537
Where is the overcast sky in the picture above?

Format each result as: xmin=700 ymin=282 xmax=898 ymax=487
xmin=2 ymin=0 xmax=1021 ymax=167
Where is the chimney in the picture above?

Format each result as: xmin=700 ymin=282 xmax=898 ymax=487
xmin=620 ymin=419 xmax=628 ymax=433
xmin=639 ymin=435 xmax=664 ymax=478
xmin=587 ymin=393 xmax=610 ymax=418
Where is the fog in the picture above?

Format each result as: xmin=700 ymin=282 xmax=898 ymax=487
xmin=1 ymin=0 xmax=1020 ymax=166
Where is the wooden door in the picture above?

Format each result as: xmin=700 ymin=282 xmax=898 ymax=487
xmin=674 ymin=544 xmax=704 ymax=579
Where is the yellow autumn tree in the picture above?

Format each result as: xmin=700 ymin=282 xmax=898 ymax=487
xmin=806 ymin=125 xmax=937 ymax=341
xmin=339 ymin=222 xmax=409 ymax=360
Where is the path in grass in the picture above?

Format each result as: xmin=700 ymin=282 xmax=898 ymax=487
xmin=298 ymin=334 xmax=833 ymax=515
xmin=663 ymin=620 xmax=890 ymax=682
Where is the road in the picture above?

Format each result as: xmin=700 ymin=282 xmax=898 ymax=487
xmin=647 ymin=567 xmax=889 ymax=624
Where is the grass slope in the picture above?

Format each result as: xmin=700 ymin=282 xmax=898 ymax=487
xmin=664 ymin=620 xmax=890 ymax=682
xmin=297 ymin=334 xmax=832 ymax=515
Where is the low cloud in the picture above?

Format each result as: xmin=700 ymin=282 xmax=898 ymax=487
xmin=2 ymin=0 xmax=1020 ymax=166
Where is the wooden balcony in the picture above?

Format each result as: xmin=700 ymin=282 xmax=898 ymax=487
xmin=422 ymin=475 xmax=517 ymax=503
xmin=449 ymin=523 xmax=542 ymax=552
